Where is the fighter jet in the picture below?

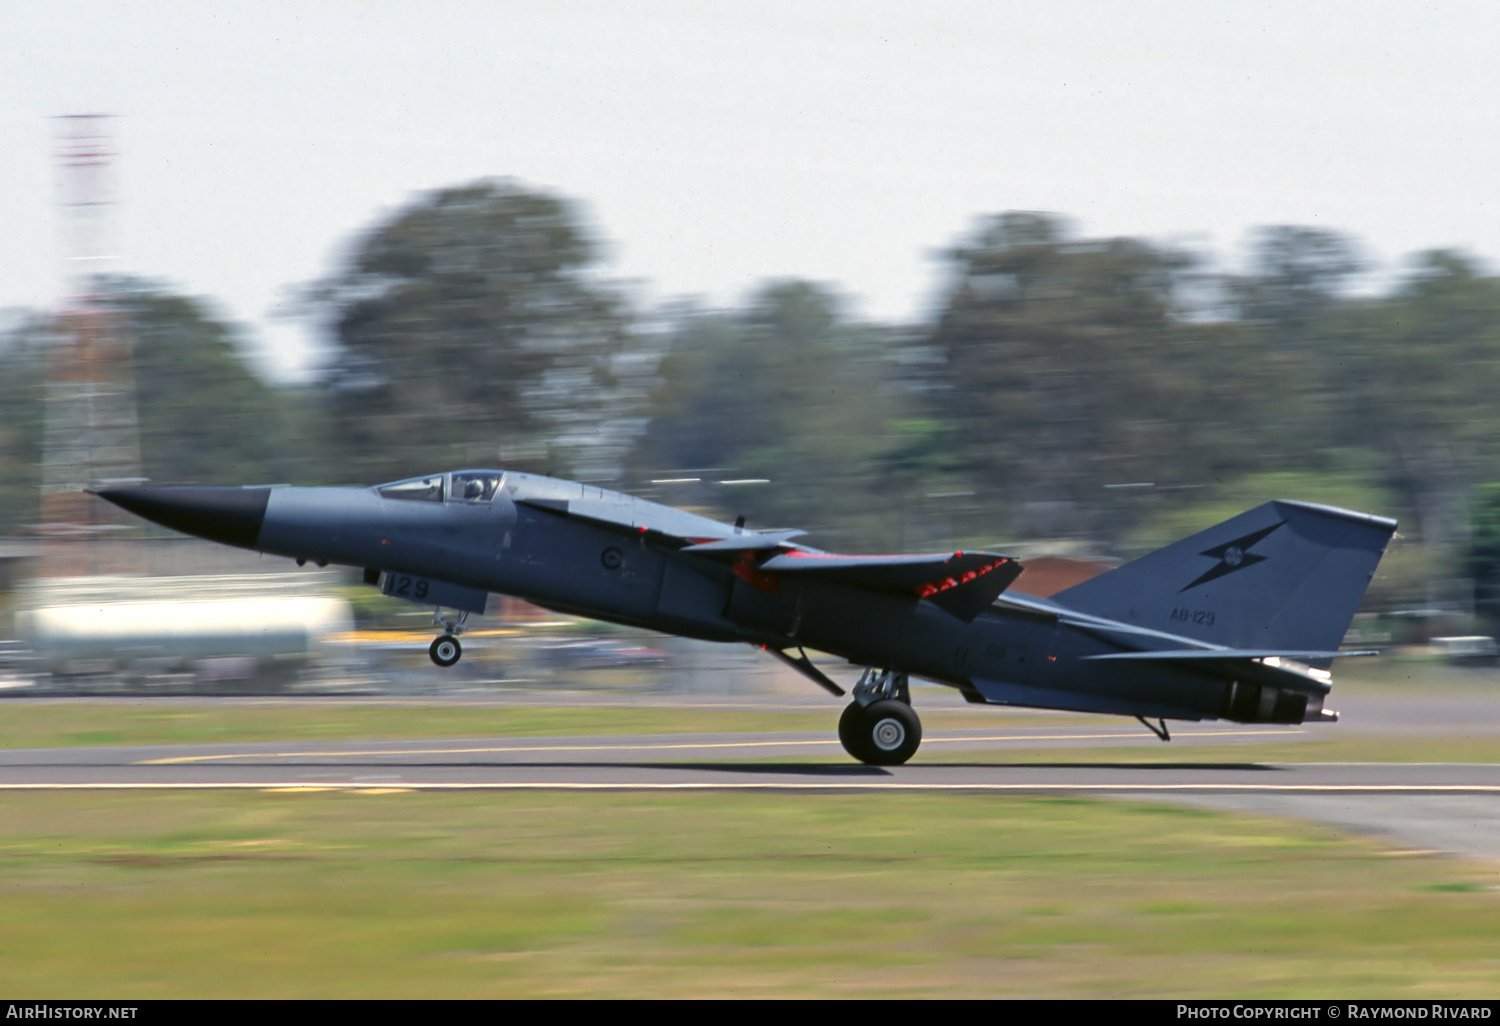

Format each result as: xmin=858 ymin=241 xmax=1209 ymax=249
xmin=93 ymin=470 xmax=1396 ymax=765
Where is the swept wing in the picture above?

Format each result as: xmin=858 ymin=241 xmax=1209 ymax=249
xmin=513 ymin=475 xmax=1022 ymax=621
xmin=755 ymin=550 xmax=1023 ymax=621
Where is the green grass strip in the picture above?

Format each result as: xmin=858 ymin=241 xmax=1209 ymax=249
xmin=2 ymin=790 xmax=1498 ymax=998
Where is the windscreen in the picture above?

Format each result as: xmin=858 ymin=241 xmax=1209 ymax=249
xmin=377 ymin=476 xmax=444 ymax=502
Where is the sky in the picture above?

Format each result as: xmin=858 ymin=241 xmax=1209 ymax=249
xmin=3 ymin=1 xmax=1498 ymax=382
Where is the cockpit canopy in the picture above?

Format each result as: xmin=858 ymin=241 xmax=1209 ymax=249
xmin=376 ymin=471 xmax=505 ymax=503
xmin=453 ymin=471 xmax=504 ymax=502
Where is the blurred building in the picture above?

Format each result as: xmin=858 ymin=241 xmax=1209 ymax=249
xmin=1013 ymin=554 xmax=1118 ymax=598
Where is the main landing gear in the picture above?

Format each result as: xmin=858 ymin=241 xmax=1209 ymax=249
xmin=428 ymin=608 xmax=469 ymax=667
xmin=839 ymin=668 xmax=922 ymax=766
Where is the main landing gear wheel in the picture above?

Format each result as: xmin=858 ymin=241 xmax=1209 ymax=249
xmin=838 ymin=702 xmax=863 ymax=756
xmin=429 ymin=634 xmax=462 ymax=667
xmin=839 ymin=699 xmax=922 ymax=766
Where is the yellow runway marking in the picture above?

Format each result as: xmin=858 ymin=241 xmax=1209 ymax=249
xmin=135 ymin=729 xmax=1300 ymax=765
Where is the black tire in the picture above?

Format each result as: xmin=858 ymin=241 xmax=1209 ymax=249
xmin=838 ymin=702 xmax=869 ymax=762
xmin=851 ymin=699 xmax=921 ymax=766
xmin=429 ymin=635 xmax=462 ymax=667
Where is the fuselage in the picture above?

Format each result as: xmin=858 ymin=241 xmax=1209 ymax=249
xmin=93 ymin=463 xmax=1401 ymax=770
xmin=95 ymin=467 xmax=1377 ymax=733
xmin=242 ymin=470 xmax=1312 ymax=724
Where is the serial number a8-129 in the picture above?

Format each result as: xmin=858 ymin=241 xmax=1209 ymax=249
xmin=384 ymin=574 xmax=430 ymax=600
xmin=1170 ymin=607 xmax=1216 ymax=626
xmin=378 ymin=571 xmax=491 ymax=615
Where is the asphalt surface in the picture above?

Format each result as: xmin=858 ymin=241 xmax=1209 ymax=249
xmin=5 ymin=710 xmax=1500 ymax=861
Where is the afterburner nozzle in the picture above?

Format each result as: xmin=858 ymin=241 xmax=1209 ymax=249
xmin=91 ymin=485 xmax=271 ymax=550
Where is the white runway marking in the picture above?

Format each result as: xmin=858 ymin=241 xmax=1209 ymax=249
xmin=1 ymin=781 xmax=1496 ymax=793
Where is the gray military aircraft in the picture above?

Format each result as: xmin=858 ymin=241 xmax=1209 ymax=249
xmin=93 ymin=470 xmax=1396 ymax=765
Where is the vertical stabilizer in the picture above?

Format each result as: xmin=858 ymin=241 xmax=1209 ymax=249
xmin=1053 ymin=501 xmax=1396 ymax=656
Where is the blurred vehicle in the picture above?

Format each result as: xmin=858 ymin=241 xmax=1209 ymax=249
xmin=1431 ymin=636 xmax=1500 ymax=666
xmin=15 ymin=574 xmax=352 ymax=688
xmin=543 ymin=638 xmax=667 ymax=671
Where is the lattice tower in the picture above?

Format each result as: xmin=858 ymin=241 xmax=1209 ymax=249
xmin=37 ymin=115 xmax=142 ymax=577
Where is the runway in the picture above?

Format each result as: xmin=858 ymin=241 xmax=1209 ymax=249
xmin=6 ymin=722 xmax=1500 ymax=861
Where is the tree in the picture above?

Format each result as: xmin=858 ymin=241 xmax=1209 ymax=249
xmin=629 ymin=282 xmax=917 ymax=550
xmin=0 ymin=313 xmax=47 ymax=532
xmin=1468 ymin=484 xmax=1500 ymax=631
xmin=1228 ymin=226 xmax=1363 ymax=349
xmin=1321 ymin=252 xmax=1500 ymax=555
xmin=0 ymin=282 xmax=314 ymax=533
xmin=307 ymin=179 xmax=643 ymax=484
xmin=926 ymin=213 xmax=1293 ymax=542
xmin=113 ymin=280 xmax=315 ymax=486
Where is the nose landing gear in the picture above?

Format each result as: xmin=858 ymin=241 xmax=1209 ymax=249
xmin=839 ymin=669 xmax=922 ymax=765
xmin=429 ymin=634 xmax=462 ymax=667
xmin=428 ymin=608 xmax=469 ymax=667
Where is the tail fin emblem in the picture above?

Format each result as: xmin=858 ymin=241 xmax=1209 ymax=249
xmin=1180 ymin=521 xmax=1285 ymax=592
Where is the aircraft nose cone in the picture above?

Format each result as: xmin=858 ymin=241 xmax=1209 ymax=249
xmin=91 ymin=485 xmax=271 ymax=549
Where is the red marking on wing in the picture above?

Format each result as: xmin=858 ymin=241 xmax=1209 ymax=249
xmin=914 ymin=558 xmax=1010 ymax=598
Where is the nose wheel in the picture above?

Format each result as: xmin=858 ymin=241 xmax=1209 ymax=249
xmin=429 ymin=635 xmax=462 ymax=667
xmin=427 ymin=608 xmax=469 ymax=667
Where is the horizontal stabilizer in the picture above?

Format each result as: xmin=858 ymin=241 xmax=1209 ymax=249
xmin=1086 ymin=648 xmax=1362 ymax=694
xmin=967 ymin=677 xmax=1206 ymax=721
xmin=1084 ymin=649 xmax=1377 ymax=663
xmin=759 ymin=550 xmax=1023 ymax=621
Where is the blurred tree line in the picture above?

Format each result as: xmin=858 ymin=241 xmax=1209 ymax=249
xmin=7 ymin=178 xmax=1500 ymax=619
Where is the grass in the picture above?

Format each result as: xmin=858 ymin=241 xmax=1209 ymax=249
xmin=10 ymin=698 xmax=1500 ymax=764
xmin=0 ymin=699 xmax=1048 ymax=750
xmin=0 ymin=702 xmax=824 ymax=749
xmin=2 ymin=663 xmax=1497 ymax=998
xmin=4 ymin=789 xmax=1500 ymax=998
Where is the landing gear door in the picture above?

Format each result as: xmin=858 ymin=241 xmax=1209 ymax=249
xmin=381 ymin=572 xmax=490 ymax=614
